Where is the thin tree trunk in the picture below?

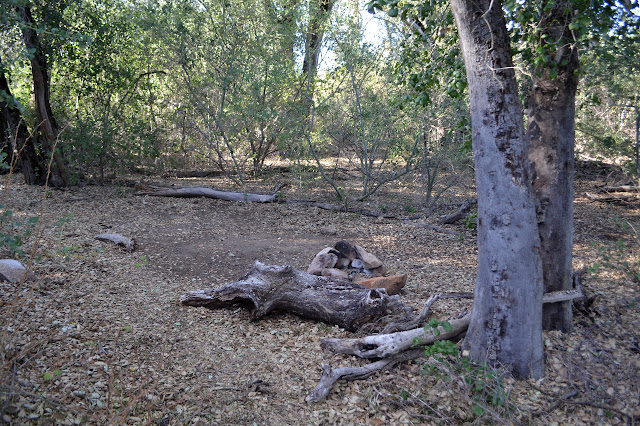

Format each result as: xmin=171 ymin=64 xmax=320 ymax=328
xmin=302 ymin=0 xmax=335 ymax=85
xmin=527 ymin=3 xmax=580 ymax=333
xmin=450 ymin=0 xmax=545 ymax=378
xmin=0 ymin=63 xmax=42 ymax=184
xmin=634 ymin=104 xmax=639 ymax=186
xmin=19 ymin=6 xmax=70 ymax=187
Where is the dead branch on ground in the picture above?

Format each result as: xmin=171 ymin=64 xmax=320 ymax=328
xmin=440 ymin=198 xmax=477 ymax=224
xmin=135 ymin=184 xmax=277 ymax=203
xmin=599 ymin=185 xmax=639 ymax=193
xmin=305 ymin=282 xmax=586 ymax=402
xmin=585 ymin=192 xmax=640 ymax=204
xmin=322 ymin=314 xmax=471 ymax=359
xmin=305 ymin=348 xmax=425 ymax=403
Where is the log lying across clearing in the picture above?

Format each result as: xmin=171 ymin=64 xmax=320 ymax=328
xmin=135 ymin=184 xmax=276 ymax=203
xmin=180 ymin=261 xmax=403 ymax=332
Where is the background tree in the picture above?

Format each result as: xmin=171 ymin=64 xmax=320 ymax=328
xmin=576 ymin=7 xmax=640 ymax=182
xmin=55 ymin=0 xmax=168 ymax=182
xmin=1 ymin=3 xmax=72 ymax=186
xmin=0 ymin=60 xmax=40 ymax=180
xmin=509 ymin=1 xmax=582 ymax=332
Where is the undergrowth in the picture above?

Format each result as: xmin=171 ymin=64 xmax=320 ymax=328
xmin=397 ymin=319 xmax=515 ymax=422
xmin=0 ymin=204 xmax=39 ymax=259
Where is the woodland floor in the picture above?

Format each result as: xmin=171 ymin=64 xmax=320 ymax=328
xmin=1 ymin=161 xmax=639 ymax=425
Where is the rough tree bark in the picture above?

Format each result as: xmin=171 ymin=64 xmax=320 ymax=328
xmin=450 ymin=0 xmax=545 ymax=378
xmin=181 ymin=261 xmax=403 ymax=332
xmin=527 ymin=3 xmax=580 ymax=333
xmin=18 ymin=6 xmax=70 ymax=187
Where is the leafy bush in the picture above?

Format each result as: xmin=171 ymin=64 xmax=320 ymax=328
xmin=413 ymin=318 xmax=514 ymax=419
xmin=0 ymin=204 xmax=39 ymax=258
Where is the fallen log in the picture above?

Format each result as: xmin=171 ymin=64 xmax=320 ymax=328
xmin=321 ymin=314 xmax=471 ymax=359
xmin=441 ymin=198 xmax=477 ymax=224
xmin=135 ymin=184 xmax=277 ymax=203
xmin=599 ymin=185 xmax=639 ymax=193
xmin=585 ymin=192 xmax=639 ymax=204
xmin=180 ymin=261 xmax=404 ymax=332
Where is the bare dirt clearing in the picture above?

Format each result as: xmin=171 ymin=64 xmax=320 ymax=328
xmin=1 ymin=164 xmax=639 ymax=424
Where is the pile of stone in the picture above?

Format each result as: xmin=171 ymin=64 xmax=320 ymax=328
xmin=307 ymin=240 xmax=406 ymax=295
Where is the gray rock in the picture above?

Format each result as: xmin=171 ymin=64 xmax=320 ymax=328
xmin=354 ymin=245 xmax=383 ymax=269
xmin=320 ymin=268 xmax=349 ymax=280
xmin=95 ymin=233 xmax=135 ymax=252
xmin=351 ymin=259 xmax=364 ymax=270
xmin=307 ymin=247 xmax=339 ymax=275
xmin=0 ymin=259 xmax=37 ymax=282
xmin=334 ymin=240 xmax=358 ymax=261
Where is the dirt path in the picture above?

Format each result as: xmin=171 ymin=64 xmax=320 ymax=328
xmin=1 ymin=166 xmax=639 ymax=424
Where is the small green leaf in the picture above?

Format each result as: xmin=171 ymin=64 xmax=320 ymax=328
xmin=44 ymin=372 xmax=53 ymax=380
xmin=472 ymin=404 xmax=485 ymax=416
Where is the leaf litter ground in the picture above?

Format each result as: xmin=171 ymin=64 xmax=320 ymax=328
xmin=1 ymin=162 xmax=639 ymax=424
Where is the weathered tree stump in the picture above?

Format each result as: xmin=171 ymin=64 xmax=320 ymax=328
xmin=180 ymin=261 xmax=404 ymax=331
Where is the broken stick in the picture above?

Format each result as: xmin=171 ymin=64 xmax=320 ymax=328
xmin=306 ymin=348 xmax=424 ymax=403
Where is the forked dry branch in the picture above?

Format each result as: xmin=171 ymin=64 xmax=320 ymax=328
xmin=321 ymin=314 xmax=471 ymax=359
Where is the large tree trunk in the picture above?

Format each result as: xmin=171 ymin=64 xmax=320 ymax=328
xmin=527 ymin=4 xmax=580 ymax=333
xmin=450 ymin=0 xmax=545 ymax=378
xmin=0 ymin=63 xmax=42 ymax=184
xmin=19 ymin=6 xmax=70 ymax=187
